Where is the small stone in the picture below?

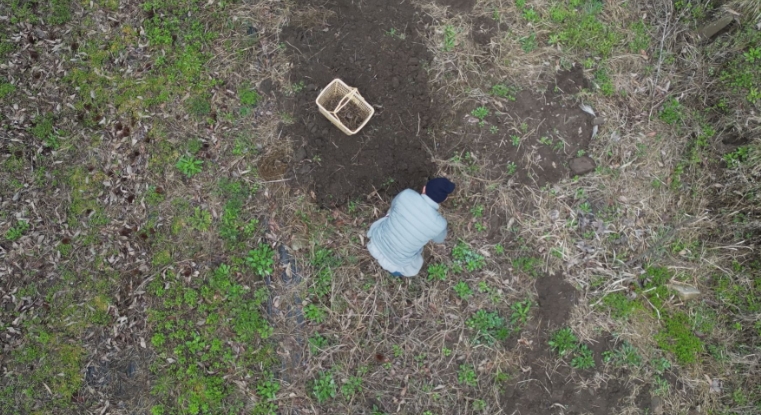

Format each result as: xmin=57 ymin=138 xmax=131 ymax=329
xmin=126 ymin=361 xmax=137 ymax=378
xmin=651 ymin=396 xmax=664 ymax=415
xmin=569 ymin=156 xmax=596 ymax=176
xmin=294 ymin=147 xmax=307 ymax=161
xmin=669 ymin=283 xmax=701 ymax=301
xmin=696 ymin=15 xmax=733 ymax=40
xmin=592 ymin=117 xmax=605 ymax=126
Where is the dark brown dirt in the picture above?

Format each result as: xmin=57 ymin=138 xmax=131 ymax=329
xmin=434 ymin=0 xmax=477 ymax=13
xmin=499 ymin=274 xmax=636 ymax=415
xmin=438 ymin=65 xmax=594 ymax=186
xmin=471 ymin=16 xmax=499 ymax=46
xmin=534 ymin=273 xmax=578 ymax=329
xmin=282 ymin=0 xmax=438 ymax=206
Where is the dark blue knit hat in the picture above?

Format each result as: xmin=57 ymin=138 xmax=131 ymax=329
xmin=425 ymin=178 xmax=456 ymax=203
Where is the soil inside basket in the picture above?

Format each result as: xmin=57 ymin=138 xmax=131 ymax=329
xmin=324 ymin=95 xmax=365 ymax=131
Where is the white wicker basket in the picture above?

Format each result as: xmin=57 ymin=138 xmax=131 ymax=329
xmin=315 ymin=79 xmax=374 ymax=135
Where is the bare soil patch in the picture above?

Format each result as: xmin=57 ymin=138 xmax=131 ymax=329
xmin=437 ymin=66 xmax=594 ymax=185
xmin=433 ymin=0 xmax=477 ymax=13
xmin=282 ymin=0 xmax=438 ymax=206
xmin=499 ymin=274 xmax=640 ymax=415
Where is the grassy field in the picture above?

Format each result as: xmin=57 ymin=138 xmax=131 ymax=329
xmin=0 ymin=0 xmax=760 ymax=414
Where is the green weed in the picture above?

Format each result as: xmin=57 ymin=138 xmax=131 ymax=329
xmin=0 ymin=80 xmax=15 ymax=99
xmin=340 ymin=376 xmax=363 ymax=398
xmin=246 ymin=244 xmax=275 ymax=277
xmin=571 ymin=344 xmax=595 ymax=369
xmin=549 ymin=327 xmax=578 ymax=356
xmin=519 ymin=33 xmax=537 ymax=53
xmin=656 ymin=312 xmax=704 ymax=364
xmin=511 ymin=256 xmax=542 ymax=277
xmin=304 ymin=303 xmax=327 ymax=323
xmin=491 ymin=84 xmax=517 ymax=100
xmin=176 ymin=155 xmax=203 ymax=177
xmin=427 ymin=263 xmax=448 ymax=281
xmin=659 ymin=98 xmax=684 ymax=125
xmin=506 ymin=161 xmax=518 ymax=175
xmin=5 ymin=220 xmax=29 ymax=241
xmin=466 ymin=310 xmax=509 ymax=344
xmin=240 ymin=87 xmax=261 ymax=107
xmin=600 ymin=292 xmax=640 ymax=319
xmin=312 ymin=371 xmax=337 ymax=403
xmin=188 ymin=207 xmax=212 ymax=232
xmin=452 ymin=241 xmax=485 ymax=272
xmin=509 ymin=300 xmax=532 ymax=327
xmin=471 ymin=106 xmax=489 ymax=121
xmin=443 ymin=25 xmax=457 ymax=51
xmin=453 ymin=281 xmax=473 ymax=299
xmin=603 ymin=341 xmax=642 ymax=367
xmin=457 ymin=364 xmax=478 ymax=387
xmin=308 ymin=334 xmax=329 ymax=354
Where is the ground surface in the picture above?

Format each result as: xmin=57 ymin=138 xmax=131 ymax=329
xmin=1 ymin=0 xmax=760 ymax=415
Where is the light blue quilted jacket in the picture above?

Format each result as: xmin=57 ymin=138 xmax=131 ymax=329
xmin=367 ymin=189 xmax=448 ymax=277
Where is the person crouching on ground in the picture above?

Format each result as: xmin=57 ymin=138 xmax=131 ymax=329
xmin=366 ymin=177 xmax=456 ymax=277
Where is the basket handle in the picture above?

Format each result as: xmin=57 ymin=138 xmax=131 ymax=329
xmin=330 ymin=88 xmax=359 ymax=115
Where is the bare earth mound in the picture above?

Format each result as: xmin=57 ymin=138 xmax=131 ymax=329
xmin=282 ymin=0 xmax=438 ymax=206
xmin=438 ymin=66 xmax=594 ymax=185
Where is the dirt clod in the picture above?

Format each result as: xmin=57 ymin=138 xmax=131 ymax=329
xmin=569 ymin=156 xmax=597 ymax=176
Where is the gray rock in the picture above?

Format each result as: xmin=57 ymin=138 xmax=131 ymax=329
xmin=294 ymin=147 xmax=307 ymax=161
xmin=696 ymin=15 xmax=734 ymax=40
xmin=569 ymin=156 xmax=596 ymax=176
xmin=592 ymin=117 xmax=605 ymax=126
xmin=651 ymin=396 xmax=664 ymax=415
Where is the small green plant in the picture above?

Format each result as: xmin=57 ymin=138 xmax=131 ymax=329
xmin=0 ymin=80 xmax=16 ymax=99
xmin=522 ymin=7 xmax=539 ymax=22
xmin=188 ymin=207 xmax=212 ymax=231
xmin=341 ymin=375 xmax=363 ymax=398
xmin=467 ymin=309 xmax=508 ymax=344
xmin=520 ymin=33 xmax=537 ymax=52
xmin=453 ymin=281 xmax=473 ymax=299
xmin=494 ymin=244 xmax=504 ymax=255
xmin=386 ymin=27 xmax=406 ymax=40
xmin=652 ymin=375 xmax=670 ymax=396
xmin=246 ymin=244 xmax=275 ymax=276
xmin=187 ymin=95 xmax=211 ymax=117
xmin=506 ymin=161 xmax=517 ymax=175
xmin=600 ymin=292 xmax=639 ymax=319
xmin=312 ymin=371 xmax=337 ymax=403
xmin=471 ymin=106 xmax=489 ymax=121
xmin=549 ymin=328 xmax=578 ymax=356
xmin=510 ymin=135 xmax=521 ymax=147
xmin=509 ymin=300 xmax=532 ymax=326
xmin=308 ymin=334 xmax=329 ymax=354
xmin=473 ymin=399 xmax=487 ymax=411
xmin=240 ymin=88 xmax=261 ymax=106
xmin=571 ymin=344 xmax=595 ymax=369
xmin=655 ymin=312 xmax=704 ymax=364
xmin=257 ymin=378 xmax=280 ymax=401
xmin=603 ymin=342 xmax=642 ymax=367
xmin=470 ymin=205 xmax=484 ymax=218
xmin=723 ymin=146 xmax=749 ymax=168
xmin=659 ymin=97 xmax=684 ymax=125
xmin=491 ymin=84 xmax=517 ymax=100
xmin=651 ymin=357 xmax=671 ymax=374
xmin=452 ymin=241 xmax=485 ymax=272
xmin=443 ymin=25 xmax=457 ymax=51
xmin=489 ymin=125 xmax=499 ymax=134
xmin=511 ymin=256 xmax=542 ymax=277
xmin=538 ymin=136 xmax=553 ymax=146
xmin=427 ymin=263 xmax=448 ymax=281
xmin=176 ymin=155 xmax=203 ymax=177
xmin=457 ymin=364 xmax=478 ymax=387
xmin=5 ymin=220 xmax=29 ymax=241
xmin=304 ymin=303 xmax=327 ymax=323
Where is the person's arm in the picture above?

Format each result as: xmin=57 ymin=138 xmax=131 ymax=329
xmin=431 ymin=226 xmax=447 ymax=244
